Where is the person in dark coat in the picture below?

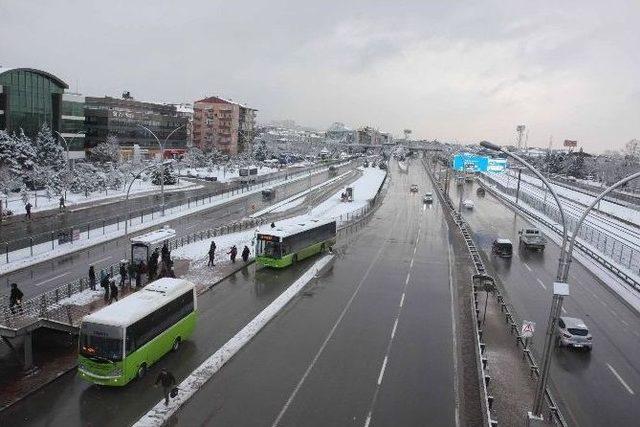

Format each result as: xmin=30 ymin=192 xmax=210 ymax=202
xmin=161 ymin=242 xmax=170 ymax=263
xmin=208 ymin=241 xmax=216 ymax=267
xmin=109 ymin=279 xmax=119 ymax=304
xmin=228 ymin=245 xmax=237 ymax=263
xmin=270 ymin=222 xmax=276 ymax=228
xmin=88 ymin=265 xmax=96 ymax=291
xmin=155 ymin=369 xmax=176 ymax=406
xmin=242 ymin=245 xmax=250 ymax=263
xmin=148 ymin=249 xmax=159 ymax=282
xmin=59 ymin=196 xmax=65 ymax=212
xmin=135 ymin=263 xmax=143 ymax=288
xmin=9 ymin=283 xmax=24 ymax=314
xmin=119 ymin=262 xmax=127 ymax=288
xmin=25 ymin=202 xmax=32 ymax=220
xmin=100 ymin=273 xmax=111 ymax=302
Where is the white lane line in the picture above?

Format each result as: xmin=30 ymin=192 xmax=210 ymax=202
xmin=620 ymin=319 xmax=629 ymax=327
xmin=536 ymin=278 xmax=547 ymax=290
xmin=413 ymin=246 xmax=417 ymax=255
xmin=34 ymin=272 xmax=70 ymax=288
xmin=410 ymin=258 xmax=414 ymax=268
xmin=377 ymin=356 xmax=388 ymax=386
xmin=364 ymin=413 xmax=372 ymax=427
xmin=390 ymin=318 xmax=398 ymax=339
xmin=561 ymin=307 xmax=567 ymax=314
xmin=399 ymin=293 xmax=405 ymax=307
xmin=92 ymin=255 xmax=113 ymax=265
xmin=606 ymin=363 xmax=635 ymax=395
xmin=601 ymin=300 xmax=609 ymax=308
xmin=523 ymin=262 xmax=532 ymax=272
xmin=405 ymin=273 xmax=411 ymax=285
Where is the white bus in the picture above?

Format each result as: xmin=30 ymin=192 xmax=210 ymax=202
xmin=78 ymin=278 xmax=198 ymax=386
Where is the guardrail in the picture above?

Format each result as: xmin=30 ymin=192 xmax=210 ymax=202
xmin=479 ymin=174 xmax=640 ymax=293
xmin=424 ymin=159 xmax=566 ymax=426
xmin=0 ymin=161 xmax=348 ymax=265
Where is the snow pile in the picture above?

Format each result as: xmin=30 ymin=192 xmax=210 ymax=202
xmin=180 ymin=165 xmax=278 ymax=183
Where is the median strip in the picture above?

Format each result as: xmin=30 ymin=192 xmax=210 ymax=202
xmin=133 ymin=254 xmax=334 ymax=427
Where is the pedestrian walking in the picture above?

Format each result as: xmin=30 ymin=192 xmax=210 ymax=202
xmin=59 ymin=196 xmax=65 ymax=212
xmin=119 ymin=261 xmax=128 ymax=288
xmin=100 ymin=273 xmax=111 ymax=302
xmin=228 ymin=245 xmax=238 ymax=263
xmin=109 ymin=279 xmax=119 ymax=304
xmin=155 ymin=369 xmax=176 ymax=406
xmin=270 ymin=222 xmax=276 ymax=228
xmin=242 ymin=245 xmax=250 ymax=263
xmin=135 ymin=263 xmax=142 ymax=288
xmin=208 ymin=240 xmax=216 ymax=267
xmin=25 ymin=202 xmax=32 ymax=220
xmin=9 ymin=283 xmax=24 ymax=314
xmin=88 ymin=265 xmax=96 ymax=291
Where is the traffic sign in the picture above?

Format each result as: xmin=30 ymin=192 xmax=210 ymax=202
xmin=452 ymin=153 xmax=506 ymax=173
xmin=521 ymin=321 xmax=536 ymax=338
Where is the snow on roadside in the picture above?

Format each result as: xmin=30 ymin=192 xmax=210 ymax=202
xmin=180 ymin=165 xmax=278 ymax=183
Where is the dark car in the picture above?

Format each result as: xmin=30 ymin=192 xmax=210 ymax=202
xmin=492 ymin=239 xmax=513 ymax=258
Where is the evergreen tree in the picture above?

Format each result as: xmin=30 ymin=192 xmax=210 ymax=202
xmin=33 ymin=123 xmax=66 ymax=171
xmin=91 ymin=135 xmax=121 ymax=164
xmin=151 ymin=165 xmax=178 ymax=185
xmin=12 ymin=129 xmax=37 ymax=179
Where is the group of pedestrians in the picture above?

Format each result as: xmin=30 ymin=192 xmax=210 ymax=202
xmin=22 ymin=196 xmax=66 ymax=221
xmin=207 ymin=240 xmax=251 ymax=266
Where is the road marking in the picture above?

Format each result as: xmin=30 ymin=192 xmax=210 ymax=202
xmin=620 ymin=319 xmax=629 ymax=327
xmin=606 ymin=363 xmax=635 ymax=395
xmin=377 ymin=356 xmax=388 ymax=385
xmin=92 ymin=255 xmax=112 ymax=265
xmin=561 ymin=307 xmax=567 ymax=314
xmin=413 ymin=246 xmax=417 ymax=255
xmin=410 ymin=258 xmax=414 ymax=268
xmin=399 ymin=293 xmax=405 ymax=307
xmin=601 ymin=300 xmax=608 ymax=308
xmin=34 ymin=272 xmax=70 ymax=288
xmin=271 ymin=215 xmax=397 ymax=427
xmin=447 ymin=240 xmax=461 ymax=427
xmin=390 ymin=318 xmax=398 ymax=339
xmin=536 ymin=278 xmax=547 ymax=290
xmin=405 ymin=273 xmax=411 ymax=285
xmin=523 ymin=262 xmax=532 ymax=272
xmin=364 ymin=413 xmax=372 ymax=427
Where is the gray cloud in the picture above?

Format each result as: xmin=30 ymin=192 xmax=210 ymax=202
xmin=0 ymin=0 xmax=638 ymax=151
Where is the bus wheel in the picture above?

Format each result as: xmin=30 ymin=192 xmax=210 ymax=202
xmin=172 ymin=337 xmax=181 ymax=351
xmin=137 ymin=363 xmax=147 ymax=380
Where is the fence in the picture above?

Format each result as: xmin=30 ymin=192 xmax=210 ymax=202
xmin=424 ymin=159 xmax=566 ymax=427
xmin=1 ymin=161 xmax=350 ymax=266
xmin=481 ymin=174 xmax=640 ymax=292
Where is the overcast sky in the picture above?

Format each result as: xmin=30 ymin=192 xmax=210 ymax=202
xmin=1 ymin=0 xmax=638 ymax=152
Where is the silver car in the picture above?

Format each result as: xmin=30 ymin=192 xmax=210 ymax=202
xmin=557 ymin=316 xmax=592 ymax=350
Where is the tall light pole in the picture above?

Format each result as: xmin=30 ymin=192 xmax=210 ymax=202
xmin=480 ymin=141 xmax=569 ymax=423
xmin=124 ymin=161 xmax=172 ymax=236
xmin=54 ymin=131 xmax=74 ymax=200
xmin=138 ymin=124 xmax=185 ymax=216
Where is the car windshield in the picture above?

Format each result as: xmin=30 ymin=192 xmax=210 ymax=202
xmin=79 ymin=322 xmax=123 ymax=362
xmin=568 ymin=328 xmax=589 ymax=336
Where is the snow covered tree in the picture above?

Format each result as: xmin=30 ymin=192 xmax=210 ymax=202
xmin=623 ymin=139 xmax=640 ymax=161
xmin=183 ymin=146 xmax=207 ymax=167
xmin=91 ymin=135 xmax=121 ymax=164
xmin=33 ymin=123 xmax=65 ymax=171
xmin=70 ymin=163 xmax=102 ymax=196
xmin=151 ymin=164 xmax=178 ymax=185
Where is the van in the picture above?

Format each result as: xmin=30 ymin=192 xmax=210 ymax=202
xmin=492 ymin=239 xmax=513 ymax=258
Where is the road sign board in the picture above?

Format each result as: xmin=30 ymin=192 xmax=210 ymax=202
xmin=521 ymin=321 xmax=536 ymax=338
xmin=452 ymin=153 xmax=506 ymax=173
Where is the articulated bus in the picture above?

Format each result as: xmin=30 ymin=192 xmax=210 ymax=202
xmin=77 ymin=278 xmax=197 ymax=386
xmin=255 ymin=218 xmax=336 ymax=268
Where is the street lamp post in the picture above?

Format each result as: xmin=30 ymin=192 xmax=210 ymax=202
xmin=138 ymin=124 xmax=185 ymax=216
xmin=480 ymin=141 xmax=570 ymax=423
xmin=124 ymin=161 xmax=172 ymax=236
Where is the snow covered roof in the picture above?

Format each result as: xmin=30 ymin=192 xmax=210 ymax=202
xmin=0 ymin=66 xmax=69 ymax=89
xmin=82 ymin=278 xmax=195 ymax=327
xmin=257 ymin=217 xmax=336 ymax=239
xmin=131 ymin=227 xmax=176 ymax=245
xmin=195 ymin=96 xmax=257 ymax=110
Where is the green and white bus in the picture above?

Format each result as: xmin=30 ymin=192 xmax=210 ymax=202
xmin=77 ymin=278 xmax=197 ymax=386
xmin=255 ymin=218 xmax=336 ymax=268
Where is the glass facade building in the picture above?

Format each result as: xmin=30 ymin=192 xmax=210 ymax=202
xmin=84 ymin=96 xmax=188 ymax=157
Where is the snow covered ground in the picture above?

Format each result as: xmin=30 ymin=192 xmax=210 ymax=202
xmin=2 ymin=179 xmax=201 ymax=215
xmin=180 ymin=165 xmax=279 ymax=183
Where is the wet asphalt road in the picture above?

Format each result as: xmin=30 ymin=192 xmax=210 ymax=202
xmin=169 ymin=160 xmax=457 ymax=426
xmin=0 ymin=165 xmax=353 ymax=302
xmin=453 ymin=180 xmax=640 ymax=426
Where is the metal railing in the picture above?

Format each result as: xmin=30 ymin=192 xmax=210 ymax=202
xmin=1 ymin=161 xmax=349 ymax=266
xmin=424 ymin=159 xmax=566 ymax=426
xmin=480 ymin=174 xmax=640 ymax=292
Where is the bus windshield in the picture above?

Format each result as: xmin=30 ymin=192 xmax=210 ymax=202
xmin=79 ymin=322 xmax=123 ymax=362
xmin=257 ymin=237 xmax=281 ymax=258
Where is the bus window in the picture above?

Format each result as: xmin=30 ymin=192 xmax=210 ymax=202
xmin=79 ymin=323 xmax=124 ymax=362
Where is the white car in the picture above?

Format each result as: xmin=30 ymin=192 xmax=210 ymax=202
xmin=557 ymin=316 xmax=592 ymax=350
xmin=462 ymin=199 xmax=475 ymax=209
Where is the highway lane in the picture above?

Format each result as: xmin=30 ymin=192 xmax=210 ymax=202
xmin=0 ymin=256 xmax=322 ymax=427
xmin=170 ymin=159 xmax=459 ymax=426
xmin=0 ymin=165 xmax=356 ymax=301
xmin=453 ymin=180 xmax=640 ymax=426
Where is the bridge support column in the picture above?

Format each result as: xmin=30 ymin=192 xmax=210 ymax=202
xmin=23 ymin=332 xmax=33 ymax=370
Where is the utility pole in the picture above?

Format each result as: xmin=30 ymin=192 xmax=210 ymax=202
xmin=515 ymin=168 xmax=522 ymax=203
